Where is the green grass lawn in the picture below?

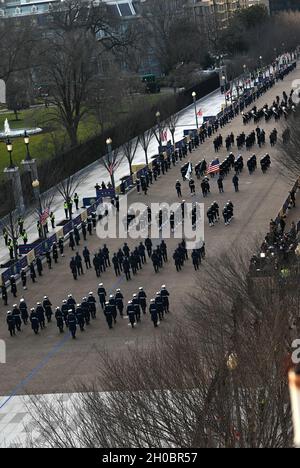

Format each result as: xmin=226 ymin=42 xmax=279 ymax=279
xmin=0 ymin=91 xmax=172 ymax=175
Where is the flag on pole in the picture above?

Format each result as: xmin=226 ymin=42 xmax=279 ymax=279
xmin=197 ymin=109 xmax=203 ymax=117
xmin=40 ymin=208 xmax=50 ymax=226
xmin=160 ymin=130 xmax=168 ymax=142
xmin=207 ymin=159 xmax=220 ymax=175
xmin=185 ymin=162 xmax=193 ymax=180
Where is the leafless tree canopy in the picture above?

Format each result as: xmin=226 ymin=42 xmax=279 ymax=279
xmin=26 ymin=245 xmax=297 ymax=448
xmin=278 ymin=108 xmax=300 ymax=180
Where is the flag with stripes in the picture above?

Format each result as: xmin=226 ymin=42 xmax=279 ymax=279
xmin=40 ymin=208 xmax=50 ymax=225
xmin=207 ymin=159 xmax=220 ymax=174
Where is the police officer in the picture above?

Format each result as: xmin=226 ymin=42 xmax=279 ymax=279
xmin=43 ymin=296 xmax=53 ymax=323
xmin=115 ymin=289 xmax=124 ymax=317
xmin=161 ymin=285 xmax=170 ymax=313
xmin=22 ymin=230 xmax=28 ymax=245
xmin=12 ymin=304 xmax=22 ymax=332
xmin=138 ymin=287 xmax=147 ymax=314
xmin=30 ymin=308 xmax=39 ymax=335
xmin=76 ymin=304 xmax=85 ymax=332
xmin=7 ymin=311 xmax=16 ymax=337
xmin=98 ymin=283 xmax=106 ymax=309
xmin=21 ymin=268 xmax=27 ymax=290
xmin=68 ymin=311 xmax=77 ymax=339
xmin=55 ymin=307 xmax=64 ymax=333
xmin=19 ymin=298 xmax=29 ymax=325
xmin=126 ymin=301 xmax=136 ymax=328
xmin=88 ymin=292 xmax=97 ymax=319
xmin=149 ymin=299 xmax=159 ymax=328
xmin=36 ymin=302 xmax=46 ymax=329
xmin=64 ymin=201 xmax=69 ymax=219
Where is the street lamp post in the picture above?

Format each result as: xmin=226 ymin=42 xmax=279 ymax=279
xmin=222 ymin=75 xmax=228 ymax=108
xmin=6 ymin=139 xmax=14 ymax=169
xmin=32 ymin=179 xmax=46 ymax=239
xmin=243 ymin=64 xmax=247 ymax=91
xmin=156 ymin=111 xmax=162 ymax=151
xmin=24 ymin=131 xmax=31 ymax=161
xmin=192 ymin=92 xmax=199 ymax=129
xmin=106 ymin=137 xmax=115 ymax=189
xmin=32 ymin=179 xmax=42 ymax=214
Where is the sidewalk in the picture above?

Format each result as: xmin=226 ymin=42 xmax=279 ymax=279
xmin=0 ymin=88 xmax=226 ymax=267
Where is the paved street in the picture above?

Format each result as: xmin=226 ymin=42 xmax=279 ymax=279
xmin=0 ymin=64 xmax=299 ymax=400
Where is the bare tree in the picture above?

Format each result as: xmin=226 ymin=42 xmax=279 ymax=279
xmin=121 ymin=138 xmax=139 ymax=176
xmin=0 ymin=17 xmax=37 ymax=83
xmin=138 ymin=128 xmax=153 ymax=166
xmin=100 ymin=147 xmax=124 ymax=189
xmin=278 ymin=107 xmax=300 ymax=180
xmin=38 ymin=0 xmax=131 ymax=147
xmin=0 ymin=191 xmax=28 ymax=261
xmin=166 ymin=111 xmax=180 ymax=150
xmin=57 ymin=174 xmax=84 ymax=219
xmin=26 ymin=245 xmax=296 ymax=448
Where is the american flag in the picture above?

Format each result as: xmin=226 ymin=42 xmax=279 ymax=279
xmin=160 ymin=130 xmax=168 ymax=142
xmin=40 ymin=208 xmax=50 ymax=225
xmin=207 ymin=159 xmax=220 ymax=174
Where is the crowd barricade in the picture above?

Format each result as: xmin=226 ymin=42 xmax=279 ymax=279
xmin=1 ymin=197 xmax=103 ymax=287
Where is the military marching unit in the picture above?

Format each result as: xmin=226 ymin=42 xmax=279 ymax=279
xmin=1 ymin=55 xmax=299 ymax=345
xmin=5 ymin=284 xmax=171 ymax=338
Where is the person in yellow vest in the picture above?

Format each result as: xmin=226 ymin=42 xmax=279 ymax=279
xmin=22 ymin=230 xmax=28 ymax=245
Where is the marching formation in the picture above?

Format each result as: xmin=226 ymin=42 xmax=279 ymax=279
xmin=5 ymin=284 xmax=172 ymax=338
